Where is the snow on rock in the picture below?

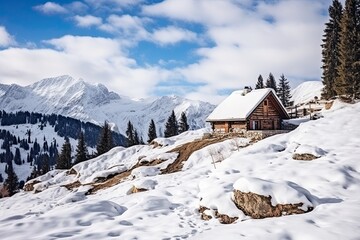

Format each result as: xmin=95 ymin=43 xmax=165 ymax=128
xmin=291 ymin=81 xmax=323 ymax=105
xmin=233 ymin=177 xmax=315 ymax=209
xmin=25 ymin=169 xmax=76 ymax=193
xmin=72 ymin=145 xmax=148 ymax=184
xmin=133 ymin=179 xmax=158 ymax=190
xmin=199 ymin=175 xmax=245 ymax=219
xmin=131 ymin=166 xmax=161 ymax=178
xmin=294 ymin=144 xmax=326 ymax=158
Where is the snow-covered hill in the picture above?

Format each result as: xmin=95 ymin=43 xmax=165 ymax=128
xmin=291 ymin=81 xmax=323 ymax=105
xmin=0 ymin=76 xmax=215 ymax=140
xmin=0 ymin=100 xmax=359 ymax=239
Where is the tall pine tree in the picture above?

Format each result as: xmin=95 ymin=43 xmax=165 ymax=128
xmin=164 ymin=110 xmax=178 ymax=138
xmin=74 ymin=131 xmax=88 ymax=165
xmin=255 ymin=74 xmax=264 ymax=89
xmin=126 ymin=121 xmax=136 ymax=146
xmin=4 ymin=161 xmax=19 ymax=196
xmin=277 ymin=74 xmax=292 ymax=107
xmin=178 ymin=112 xmax=189 ymax=134
xmin=56 ymin=137 xmax=72 ymax=169
xmin=147 ymin=119 xmax=157 ymax=143
xmin=321 ymin=0 xmax=343 ymax=99
xmin=96 ymin=121 xmax=113 ymax=155
xmin=336 ymin=0 xmax=360 ymax=99
xmin=266 ymin=73 xmax=277 ymax=92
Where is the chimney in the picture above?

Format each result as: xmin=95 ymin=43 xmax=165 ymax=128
xmin=243 ymin=86 xmax=252 ymax=95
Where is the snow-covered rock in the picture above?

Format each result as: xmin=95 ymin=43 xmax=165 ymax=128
xmin=233 ymin=177 xmax=315 ymax=218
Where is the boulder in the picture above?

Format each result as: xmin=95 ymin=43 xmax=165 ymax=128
xmin=233 ymin=177 xmax=314 ymax=219
xmin=233 ymin=190 xmax=312 ymax=219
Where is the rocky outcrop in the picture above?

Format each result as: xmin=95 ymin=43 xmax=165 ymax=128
xmin=128 ymin=185 xmax=148 ymax=194
xmin=232 ymin=190 xmax=313 ymax=219
xmin=199 ymin=206 xmax=238 ymax=224
xmin=292 ymin=153 xmax=319 ymax=161
xmin=24 ymin=180 xmax=41 ymax=192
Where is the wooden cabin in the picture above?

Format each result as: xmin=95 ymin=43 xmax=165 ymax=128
xmin=206 ymin=88 xmax=289 ymax=133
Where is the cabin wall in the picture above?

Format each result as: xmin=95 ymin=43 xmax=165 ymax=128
xmin=248 ymin=94 xmax=282 ymax=130
xmin=212 ymin=121 xmax=247 ymax=133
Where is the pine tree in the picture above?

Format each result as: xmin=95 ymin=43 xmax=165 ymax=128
xmin=178 ymin=112 xmax=189 ymax=134
xmin=74 ymin=131 xmax=88 ymax=165
xmin=4 ymin=161 xmax=19 ymax=196
xmin=277 ymin=74 xmax=292 ymax=107
xmin=147 ymin=119 xmax=157 ymax=143
xmin=321 ymin=0 xmax=343 ymax=99
xmin=40 ymin=153 xmax=50 ymax=175
xmin=164 ymin=110 xmax=178 ymax=138
xmin=266 ymin=73 xmax=277 ymax=92
xmin=255 ymin=74 xmax=264 ymax=89
xmin=56 ymin=137 xmax=72 ymax=169
xmin=14 ymin=148 xmax=22 ymax=165
xmin=96 ymin=121 xmax=113 ymax=155
xmin=336 ymin=0 xmax=360 ymax=99
xmin=126 ymin=121 xmax=136 ymax=146
xmin=133 ymin=130 xmax=140 ymax=145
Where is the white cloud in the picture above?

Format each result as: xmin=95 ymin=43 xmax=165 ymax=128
xmin=99 ymin=14 xmax=150 ymax=43
xmin=66 ymin=1 xmax=89 ymax=14
xmin=34 ymin=2 xmax=68 ymax=15
xmin=74 ymin=15 xmax=102 ymax=27
xmin=151 ymin=26 xmax=197 ymax=45
xmin=142 ymin=0 xmax=246 ymax=26
xmin=85 ymin=0 xmax=143 ymax=11
xmin=143 ymin=0 xmax=328 ymax=102
xmin=0 ymin=35 xmax=173 ymax=99
xmin=0 ymin=26 xmax=15 ymax=47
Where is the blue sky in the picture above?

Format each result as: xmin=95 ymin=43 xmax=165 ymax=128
xmin=0 ymin=0 xmax=335 ymax=103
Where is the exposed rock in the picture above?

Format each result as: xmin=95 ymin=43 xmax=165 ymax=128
xmin=232 ymin=190 xmax=313 ymax=219
xmin=24 ymin=180 xmax=41 ymax=192
xmin=199 ymin=206 xmax=212 ymax=221
xmin=128 ymin=185 xmax=148 ymax=194
xmin=292 ymin=153 xmax=319 ymax=161
xmin=68 ymin=168 xmax=77 ymax=175
xmin=214 ymin=210 xmax=238 ymax=224
xmin=199 ymin=206 xmax=238 ymax=223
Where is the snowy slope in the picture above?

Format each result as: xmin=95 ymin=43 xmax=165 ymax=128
xmin=0 ymin=100 xmax=359 ymax=239
xmin=0 ymin=76 xmax=215 ymax=140
xmin=0 ymin=123 xmax=95 ymax=182
xmin=291 ymin=81 xmax=323 ymax=105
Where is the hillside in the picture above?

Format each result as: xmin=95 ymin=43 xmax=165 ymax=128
xmin=0 ymin=100 xmax=359 ymax=239
xmin=0 ymin=111 xmax=126 ymax=183
xmin=290 ymin=81 xmax=323 ymax=106
xmin=0 ymin=76 xmax=215 ymax=140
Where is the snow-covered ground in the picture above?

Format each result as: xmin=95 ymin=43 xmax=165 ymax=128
xmin=0 ymin=123 xmax=95 ymax=182
xmin=0 ymin=100 xmax=359 ymax=240
xmin=291 ymin=81 xmax=323 ymax=106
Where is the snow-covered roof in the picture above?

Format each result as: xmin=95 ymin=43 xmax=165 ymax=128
xmin=207 ymin=88 xmax=286 ymax=121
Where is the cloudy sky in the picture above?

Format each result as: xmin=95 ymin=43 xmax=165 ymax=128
xmin=0 ymin=0 xmax=337 ymax=103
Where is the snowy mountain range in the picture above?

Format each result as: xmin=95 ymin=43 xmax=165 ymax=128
xmin=0 ymin=75 xmax=215 ymax=140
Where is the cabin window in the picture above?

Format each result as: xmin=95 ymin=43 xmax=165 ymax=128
xmin=264 ymin=100 xmax=268 ymax=106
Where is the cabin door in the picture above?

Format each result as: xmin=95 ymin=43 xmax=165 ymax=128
xmin=252 ymin=120 xmax=259 ymax=130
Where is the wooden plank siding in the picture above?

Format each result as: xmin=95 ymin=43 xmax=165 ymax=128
xmin=247 ymin=93 xmax=282 ymax=130
xmin=212 ymin=121 xmax=247 ymax=133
